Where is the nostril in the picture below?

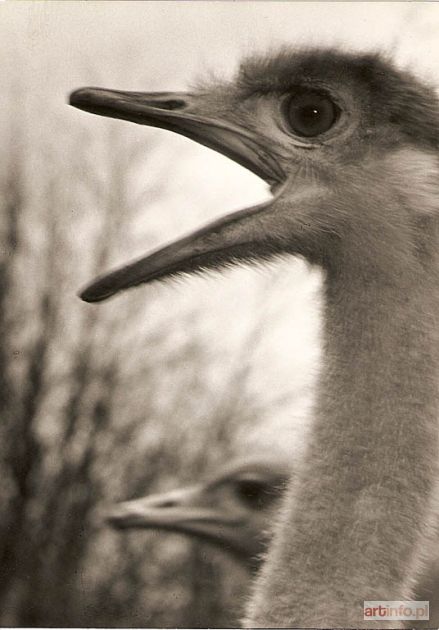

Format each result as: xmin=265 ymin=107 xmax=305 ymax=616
xmin=158 ymin=500 xmax=177 ymax=508
xmin=156 ymin=99 xmax=187 ymax=111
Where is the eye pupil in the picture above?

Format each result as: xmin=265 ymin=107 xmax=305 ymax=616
xmin=303 ymin=107 xmax=318 ymax=119
xmin=235 ymin=480 xmax=266 ymax=508
xmin=285 ymin=91 xmax=339 ymax=138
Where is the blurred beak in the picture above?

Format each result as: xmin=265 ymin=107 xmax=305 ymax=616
xmin=104 ymin=485 xmax=251 ymax=557
xmin=105 ymin=485 xmax=234 ymax=529
xmin=69 ymin=87 xmax=288 ymax=303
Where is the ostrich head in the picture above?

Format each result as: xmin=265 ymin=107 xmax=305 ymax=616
xmin=104 ymin=457 xmax=289 ymax=565
xmin=70 ymin=48 xmax=439 ymax=301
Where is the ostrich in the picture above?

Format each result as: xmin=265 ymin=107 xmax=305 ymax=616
xmin=104 ymin=456 xmax=290 ymax=569
xmin=70 ymin=48 xmax=439 ymax=628
xmin=105 ymin=453 xmax=439 ymax=628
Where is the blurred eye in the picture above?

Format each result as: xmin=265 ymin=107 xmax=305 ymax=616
xmin=284 ymin=90 xmax=339 ymax=138
xmin=234 ymin=479 xmax=274 ymax=510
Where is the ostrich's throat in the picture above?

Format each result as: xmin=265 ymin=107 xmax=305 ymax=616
xmin=247 ymin=173 xmax=439 ymax=629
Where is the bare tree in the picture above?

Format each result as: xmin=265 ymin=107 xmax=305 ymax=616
xmin=0 ymin=72 xmax=293 ymax=628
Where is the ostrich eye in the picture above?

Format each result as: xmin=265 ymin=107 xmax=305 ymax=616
xmin=234 ymin=479 xmax=273 ymax=510
xmin=284 ymin=91 xmax=339 ymax=138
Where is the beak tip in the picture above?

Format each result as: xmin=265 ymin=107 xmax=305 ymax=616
xmin=69 ymin=88 xmax=85 ymax=107
xmin=78 ymin=288 xmax=94 ymax=302
xmin=78 ymin=284 xmax=106 ymax=303
xmin=105 ymin=515 xmax=122 ymax=528
xmin=69 ymin=87 xmax=99 ymax=110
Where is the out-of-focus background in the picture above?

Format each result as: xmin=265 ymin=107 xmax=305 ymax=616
xmin=0 ymin=2 xmax=438 ymax=627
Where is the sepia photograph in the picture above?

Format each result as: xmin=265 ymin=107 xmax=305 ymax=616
xmin=1 ymin=1 xmax=439 ymax=628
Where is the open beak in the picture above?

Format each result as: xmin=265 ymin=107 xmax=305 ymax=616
xmin=69 ymin=87 xmax=287 ymax=303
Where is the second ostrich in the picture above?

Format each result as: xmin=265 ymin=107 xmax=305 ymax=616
xmin=70 ymin=48 xmax=439 ymax=628
xmin=106 ymin=455 xmax=439 ymax=628
xmin=105 ymin=456 xmax=290 ymax=568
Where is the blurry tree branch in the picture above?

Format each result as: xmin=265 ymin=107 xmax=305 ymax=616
xmin=0 ymin=65 xmax=298 ymax=628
